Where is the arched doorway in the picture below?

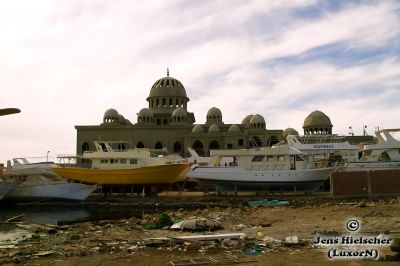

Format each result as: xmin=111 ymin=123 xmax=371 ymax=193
xmin=192 ymin=140 xmax=205 ymax=156
xmin=173 ymin=141 xmax=182 ymax=154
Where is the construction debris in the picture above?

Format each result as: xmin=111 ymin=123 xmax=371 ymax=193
xmin=170 ymin=254 xmax=259 ymax=265
xmin=170 ymin=218 xmax=223 ymax=231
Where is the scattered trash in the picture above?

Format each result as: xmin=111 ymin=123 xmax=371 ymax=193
xmin=256 ymin=231 xmax=264 ymax=240
xmin=170 ymin=218 xmax=223 ymax=231
xmin=248 ymin=199 xmax=289 ymax=207
xmin=16 ymin=224 xmax=57 ymax=234
xmin=170 ymin=254 xmax=259 ymax=266
xmin=285 ymin=235 xmax=299 ymax=244
xmin=243 ymin=245 xmax=263 ymax=256
xmin=33 ymin=250 xmax=56 ymax=257
xmin=144 ymin=233 xmax=246 ymax=246
xmin=144 ymin=213 xmax=173 ymax=230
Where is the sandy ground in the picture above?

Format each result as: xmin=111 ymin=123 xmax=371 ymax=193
xmin=0 ymin=194 xmax=399 ymax=265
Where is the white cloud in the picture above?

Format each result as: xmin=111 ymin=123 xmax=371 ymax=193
xmin=0 ymin=0 xmax=399 ymax=163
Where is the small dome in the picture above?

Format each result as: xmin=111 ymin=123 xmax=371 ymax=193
xmin=192 ymin=124 xmax=204 ymax=133
xmin=303 ymin=110 xmax=332 ymax=128
xmin=228 ymin=124 xmax=240 ymax=132
xmin=250 ymin=114 xmax=265 ymax=129
xmin=138 ymin=108 xmax=153 ymax=117
xmin=283 ymin=128 xmax=299 ymax=139
xmin=208 ymin=124 xmax=220 ymax=133
xmin=205 ymin=107 xmax=223 ymax=126
xmin=104 ymin=108 xmax=119 ymax=119
xmin=172 ymin=107 xmax=187 ymax=117
xmin=207 ymin=107 xmax=222 ymax=118
xmin=171 ymin=107 xmax=188 ymax=124
xmin=241 ymin=114 xmax=253 ymax=127
xmin=137 ymin=108 xmax=153 ymax=124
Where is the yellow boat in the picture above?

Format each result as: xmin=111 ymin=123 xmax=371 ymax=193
xmin=51 ymin=141 xmax=190 ymax=185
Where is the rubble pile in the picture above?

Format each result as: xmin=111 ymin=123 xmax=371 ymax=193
xmin=0 ymin=197 xmax=399 ymax=264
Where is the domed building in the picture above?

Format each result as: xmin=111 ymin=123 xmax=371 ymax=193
xmin=76 ymin=70 xmax=287 ymax=157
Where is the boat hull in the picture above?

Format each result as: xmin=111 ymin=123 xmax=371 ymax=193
xmin=51 ymin=163 xmax=190 ymax=185
xmin=5 ymin=182 xmax=96 ymax=202
xmin=187 ymin=166 xmax=334 ymax=192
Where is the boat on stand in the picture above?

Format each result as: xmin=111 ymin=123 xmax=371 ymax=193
xmin=51 ymin=141 xmax=191 ymax=195
xmin=187 ymin=144 xmax=340 ymax=194
xmin=2 ymin=158 xmax=96 ymax=202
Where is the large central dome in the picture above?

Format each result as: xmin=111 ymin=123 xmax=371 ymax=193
xmin=148 ymin=72 xmax=188 ymax=99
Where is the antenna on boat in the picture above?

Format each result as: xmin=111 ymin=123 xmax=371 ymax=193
xmin=363 ymin=125 xmax=368 ymax=136
xmin=349 ymin=126 xmax=354 ymax=136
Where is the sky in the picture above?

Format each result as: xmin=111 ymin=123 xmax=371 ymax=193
xmin=0 ymin=0 xmax=399 ymax=163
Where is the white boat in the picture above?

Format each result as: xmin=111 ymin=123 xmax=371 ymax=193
xmin=187 ymin=147 xmax=234 ymax=166
xmin=2 ymin=158 xmax=96 ymax=202
xmin=344 ymin=128 xmax=400 ymax=171
xmin=186 ymin=145 xmax=338 ymax=193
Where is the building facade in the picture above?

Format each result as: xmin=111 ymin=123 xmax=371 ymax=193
xmin=75 ymin=72 xmax=372 ymax=157
xmin=75 ymin=72 xmax=283 ymax=157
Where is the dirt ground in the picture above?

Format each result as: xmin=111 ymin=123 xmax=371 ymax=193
xmin=1 ymin=194 xmax=399 ymax=265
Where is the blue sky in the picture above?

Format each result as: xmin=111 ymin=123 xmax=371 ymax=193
xmin=0 ymin=0 xmax=399 ymax=163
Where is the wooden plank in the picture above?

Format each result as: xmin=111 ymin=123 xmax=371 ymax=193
xmin=145 ymin=233 xmax=246 ymax=243
xmin=4 ymin=214 xmax=25 ymax=223
xmin=170 ymin=255 xmax=259 ymax=265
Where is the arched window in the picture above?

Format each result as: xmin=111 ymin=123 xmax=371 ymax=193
xmin=136 ymin=141 xmax=144 ymax=148
xmin=192 ymin=140 xmax=205 ymax=157
xmin=209 ymin=140 xmax=220 ymax=150
xmin=173 ymin=141 xmax=182 ymax=154
xmin=82 ymin=142 xmax=90 ymax=153
xmin=155 ymin=141 xmax=163 ymax=149
xmin=250 ymin=136 xmax=262 ymax=148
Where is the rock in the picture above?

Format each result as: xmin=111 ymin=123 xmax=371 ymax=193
xmin=285 ymin=235 xmax=299 ymax=244
xmin=127 ymin=245 xmax=138 ymax=253
xmin=90 ymin=247 xmax=101 ymax=253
